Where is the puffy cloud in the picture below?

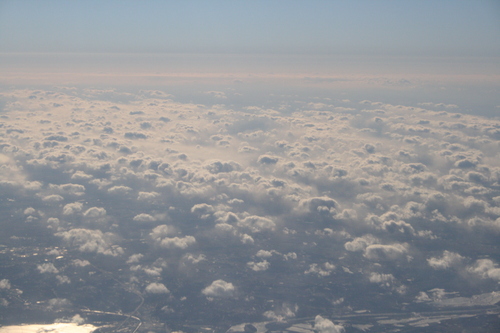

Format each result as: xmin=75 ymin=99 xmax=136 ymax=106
xmin=62 ymin=202 xmax=83 ymax=215
xmin=205 ymin=160 xmax=240 ymax=174
xmin=427 ymin=251 xmax=464 ymax=270
xmin=240 ymin=233 xmax=255 ymax=244
xmin=83 ymin=207 xmax=106 ymax=218
xmin=149 ymin=224 xmax=175 ymax=238
xmin=145 ymin=282 xmax=170 ymax=294
xmin=299 ymin=196 xmax=338 ymax=214
xmin=369 ymin=273 xmax=395 ymax=286
xmin=257 ymin=155 xmax=279 ymax=165
xmin=202 ymin=279 xmax=235 ymax=298
xmin=47 ymin=248 xmax=61 ymax=256
xmin=183 ymin=253 xmax=206 ymax=264
xmin=56 ymin=228 xmax=123 ymax=256
xmin=191 ymin=203 xmax=215 ymax=218
xmin=47 ymin=298 xmax=71 ymax=311
xmin=380 ymin=220 xmax=415 ymax=235
xmin=255 ymin=250 xmax=274 ymax=258
xmin=144 ymin=266 xmax=163 ymax=276
xmin=305 ymin=263 xmax=336 ymax=277
xmin=107 ymin=186 xmax=132 ymax=195
xmin=415 ymin=291 xmax=432 ymax=303
xmin=237 ymin=215 xmax=276 ymax=233
xmin=71 ymin=171 xmax=93 ymax=180
xmin=24 ymin=207 xmax=37 ymax=215
xmin=0 ymin=279 xmax=11 ymax=289
xmin=247 ymin=260 xmax=270 ymax=271
xmin=68 ymin=314 xmax=85 ymax=324
xmin=150 ymin=225 xmax=196 ymax=249
xmin=415 ymin=288 xmax=457 ymax=304
xmin=158 ymin=236 xmax=196 ymax=249
xmin=283 ymin=252 xmax=297 ymax=260
xmin=137 ymin=191 xmax=160 ymax=201
xmin=56 ymin=275 xmax=71 ymax=284
xmin=468 ymin=259 xmax=500 ymax=281
xmin=263 ymin=303 xmax=298 ymax=322
xmin=23 ymin=181 xmax=43 ymax=191
xmin=364 ymin=243 xmax=409 ymax=261
xmin=72 ymin=259 xmax=90 ymax=267
xmin=133 ymin=213 xmax=156 ymax=222
xmin=37 ymin=263 xmax=59 ymax=274
xmin=344 ymin=235 xmax=378 ymax=252
xmin=42 ymin=194 xmax=64 ymax=203
xmin=127 ymin=253 xmax=144 ymax=264
xmin=238 ymin=145 xmax=259 ymax=153
xmin=314 ymin=315 xmax=344 ymax=333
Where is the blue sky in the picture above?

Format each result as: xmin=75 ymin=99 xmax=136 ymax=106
xmin=0 ymin=0 xmax=499 ymax=56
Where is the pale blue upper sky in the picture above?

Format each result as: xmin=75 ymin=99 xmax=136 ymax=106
xmin=0 ymin=0 xmax=499 ymax=56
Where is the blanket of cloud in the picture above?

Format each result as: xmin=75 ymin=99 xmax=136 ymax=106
xmin=1 ymin=87 xmax=500 ymax=331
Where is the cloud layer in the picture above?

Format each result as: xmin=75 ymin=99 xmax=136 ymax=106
xmin=1 ymin=87 xmax=499 ymax=328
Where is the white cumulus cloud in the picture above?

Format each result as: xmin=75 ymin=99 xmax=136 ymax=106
xmin=202 ymin=279 xmax=235 ymax=298
xmin=145 ymin=282 xmax=170 ymax=294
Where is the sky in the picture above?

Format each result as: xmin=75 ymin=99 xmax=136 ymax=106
xmin=0 ymin=0 xmax=499 ymax=56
